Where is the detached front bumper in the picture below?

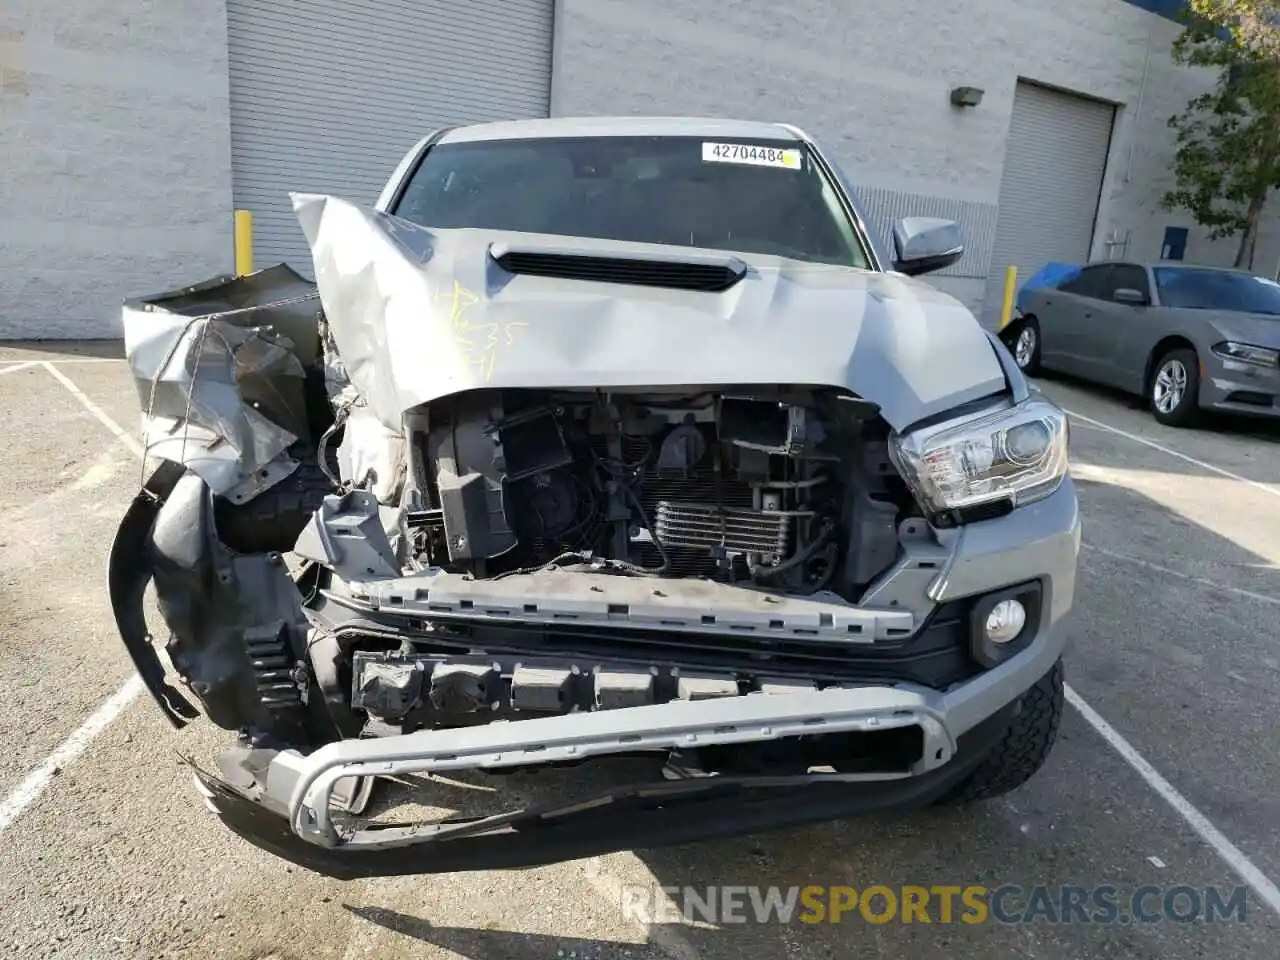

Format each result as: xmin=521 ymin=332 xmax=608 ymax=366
xmin=244 ymin=683 xmax=958 ymax=845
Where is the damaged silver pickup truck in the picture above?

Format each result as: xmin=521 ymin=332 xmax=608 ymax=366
xmin=110 ymin=117 xmax=1080 ymax=877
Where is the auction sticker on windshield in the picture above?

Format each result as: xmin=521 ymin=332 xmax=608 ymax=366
xmin=702 ymin=142 xmax=802 ymax=170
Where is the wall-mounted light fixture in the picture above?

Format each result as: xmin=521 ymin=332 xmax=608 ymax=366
xmin=950 ymin=86 xmax=984 ymax=108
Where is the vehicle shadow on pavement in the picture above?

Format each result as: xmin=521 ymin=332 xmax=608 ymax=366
xmin=343 ymin=906 xmax=665 ymax=959
xmin=339 ymin=783 xmax=1273 ymax=960
xmin=0 ymin=338 xmax=124 ymax=360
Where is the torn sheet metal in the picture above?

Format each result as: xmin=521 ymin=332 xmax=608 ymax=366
xmin=336 ymin=404 xmax=406 ymax=504
xmin=121 ymin=266 xmax=322 ymax=497
xmin=291 ymin=193 xmax=1007 ymax=433
xmin=318 ymin=309 xmax=356 ymax=404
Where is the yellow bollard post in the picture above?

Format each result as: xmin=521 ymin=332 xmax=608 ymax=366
xmin=998 ymin=265 xmax=1017 ymax=331
xmin=234 ymin=209 xmax=254 ymax=276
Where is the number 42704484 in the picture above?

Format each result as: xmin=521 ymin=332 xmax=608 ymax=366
xmin=701 ymin=142 xmax=801 ymax=170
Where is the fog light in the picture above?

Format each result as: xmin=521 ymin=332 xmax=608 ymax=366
xmin=984 ymin=599 xmax=1026 ymax=644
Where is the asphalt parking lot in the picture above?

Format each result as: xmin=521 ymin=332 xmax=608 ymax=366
xmin=2 ymin=340 xmax=1279 ymax=960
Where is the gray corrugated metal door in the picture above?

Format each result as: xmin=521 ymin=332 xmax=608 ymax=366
xmin=984 ymin=81 xmax=1116 ymax=324
xmin=226 ymin=1 xmax=554 ymax=275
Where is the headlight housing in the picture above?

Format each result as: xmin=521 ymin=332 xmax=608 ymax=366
xmin=1212 ymin=341 xmax=1279 ymax=367
xmin=889 ymin=396 xmax=1069 ymax=521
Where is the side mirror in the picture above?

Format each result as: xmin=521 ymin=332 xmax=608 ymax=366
xmin=1113 ymin=287 xmax=1148 ymax=305
xmin=891 ymin=217 xmax=964 ymax=276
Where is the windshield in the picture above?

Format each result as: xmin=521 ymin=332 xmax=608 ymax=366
xmin=1153 ymin=267 xmax=1280 ymax=316
xmin=391 ymin=135 xmax=870 ymax=268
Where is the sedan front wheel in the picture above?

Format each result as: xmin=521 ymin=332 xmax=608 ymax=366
xmin=1004 ymin=317 xmax=1041 ymax=375
xmin=1149 ymin=348 xmax=1200 ymax=427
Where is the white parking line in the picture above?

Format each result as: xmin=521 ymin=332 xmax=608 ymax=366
xmin=1063 ymin=407 xmax=1280 ymax=499
xmin=0 ymin=361 xmax=39 ymax=376
xmin=0 ymin=676 xmax=144 ymax=833
xmin=1 ymin=358 xmax=122 ymax=367
xmin=0 ymin=364 xmax=147 ymax=837
xmin=1065 ymin=684 xmax=1280 ymax=917
xmin=1064 ymin=401 xmax=1280 ymax=918
xmin=1082 ymin=542 xmax=1280 ymax=608
xmin=40 ymin=361 xmax=144 ymax=457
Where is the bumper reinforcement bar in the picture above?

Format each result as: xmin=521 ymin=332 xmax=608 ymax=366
xmin=256 ymin=684 xmax=956 ymax=848
xmin=190 ymin=699 xmax=1019 ymax=878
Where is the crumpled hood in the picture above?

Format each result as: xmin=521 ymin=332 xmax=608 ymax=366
xmin=293 ymin=193 xmax=1007 ymax=432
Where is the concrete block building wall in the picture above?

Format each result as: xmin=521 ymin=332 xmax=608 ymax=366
xmin=0 ymin=0 xmax=233 ymax=338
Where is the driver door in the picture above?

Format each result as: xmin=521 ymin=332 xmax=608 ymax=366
xmin=1089 ymin=263 xmax=1155 ymax=392
xmin=1039 ymin=264 xmax=1112 ymax=377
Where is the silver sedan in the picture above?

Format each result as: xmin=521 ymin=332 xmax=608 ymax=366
xmin=1001 ymin=261 xmax=1280 ymax=426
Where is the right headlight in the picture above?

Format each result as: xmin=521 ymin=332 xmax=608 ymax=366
xmin=888 ymin=396 xmax=1069 ymax=520
xmin=1212 ymin=341 xmax=1279 ymax=367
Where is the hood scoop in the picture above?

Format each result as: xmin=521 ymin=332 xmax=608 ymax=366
xmin=489 ymin=241 xmax=747 ymax=292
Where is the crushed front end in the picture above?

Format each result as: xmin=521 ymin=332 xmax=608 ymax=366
xmin=110 ymin=198 xmax=1080 ymax=877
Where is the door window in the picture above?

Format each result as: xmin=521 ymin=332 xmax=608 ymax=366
xmin=1101 ymin=264 xmax=1151 ymax=303
xmin=1057 ymin=264 xmax=1112 ymax=300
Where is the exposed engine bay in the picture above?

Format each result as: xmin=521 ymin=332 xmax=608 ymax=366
xmin=408 ymin=386 xmax=905 ymax=594
xmin=304 ymin=383 xmax=941 ymax=749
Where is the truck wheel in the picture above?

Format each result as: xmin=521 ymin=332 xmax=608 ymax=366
xmin=939 ymin=659 xmax=1063 ymax=804
xmin=1149 ymin=348 xmax=1200 ymax=427
xmin=213 ymin=456 xmax=338 ymax=555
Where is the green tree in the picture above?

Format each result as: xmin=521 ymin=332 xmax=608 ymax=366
xmin=1162 ymin=0 xmax=1280 ymax=269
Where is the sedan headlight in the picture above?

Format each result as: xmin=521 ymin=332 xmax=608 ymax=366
xmin=889 ymin=396 xmax=1069 ymax=518
xmin=1212 ymin=341 xmax=1279 ymax=367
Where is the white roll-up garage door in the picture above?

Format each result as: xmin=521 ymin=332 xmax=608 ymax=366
xmin=983 ymin=80 xmax=1116 ymax=324
xmin=226 ymin=0 xmax=554 ymax=274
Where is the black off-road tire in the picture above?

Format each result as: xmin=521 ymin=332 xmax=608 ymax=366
xmin=213 ymin=457 xmax=338 ymax=555
xmin=938 ymin=659 xmax=1064 ymax=804
xmin=1148 ymin=347 xmax=1201 ymax=427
